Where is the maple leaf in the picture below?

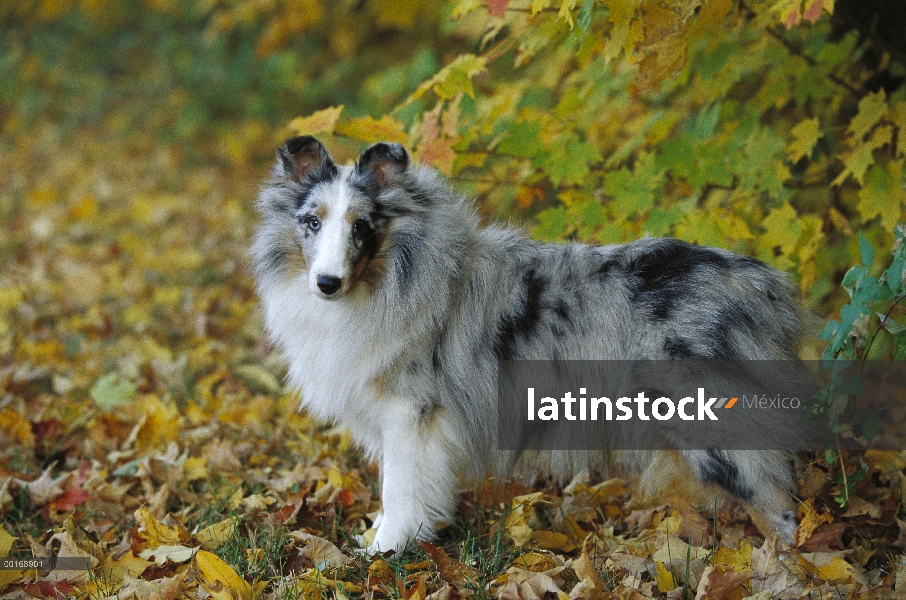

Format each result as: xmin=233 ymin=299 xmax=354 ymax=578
xmin=335 ymin=115 xmax=408 ymax=145
xmin=50 ymin=484 xmax=91 ymax=512
xmin=786 ymin=117 xmax=821 ymax=162
xmin=287 ymin=106 xmax=344 ymax=137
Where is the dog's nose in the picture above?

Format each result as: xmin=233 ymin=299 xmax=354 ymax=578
xmin=316 ymin=275 xmax=342 ymax=295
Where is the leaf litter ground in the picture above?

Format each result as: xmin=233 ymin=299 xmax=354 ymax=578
xmin=1 ymin=125 xmax=905 ymax=599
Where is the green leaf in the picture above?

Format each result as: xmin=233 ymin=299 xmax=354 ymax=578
xmin=859 ymin=411 xmax=881 ymax=442
xmin=848 ymin=90 xmax=886 ymax=140
xmin=859 ymin=231 xmax=874 ymax=267
xmin=90 ymin=373 xmax=137 ymax=411
xmin=532 ymin=207 xmax=571 ymax=241
xmin=858 ymin=165 xmax=901 ymax=233
xmin=876 ymin=312 xmax=906 ymax=334
xmin=818 ymin=320 xmax=839 ymax=341
xmin=544 ymin=138 xmax=602 ymax=187
xmin=497 ymin=121 xmax=544 ymax=158
xmin=841 ymin=375 xmax=866 ymax=396
xmin=841 ymin=265 xmax=866 ymax=288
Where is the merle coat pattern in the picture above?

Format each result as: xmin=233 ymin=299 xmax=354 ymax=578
xmin=252 ymin=136 xmax=804 ymax=552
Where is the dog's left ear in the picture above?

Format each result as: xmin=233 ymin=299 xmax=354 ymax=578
xmin=357 ymin=142 xmax=409 ymax=187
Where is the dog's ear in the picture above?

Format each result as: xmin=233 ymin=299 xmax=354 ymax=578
xmin=277 ymin=136 xmax=335 ymax=182
xmin=356 ymin=142 xmax=409 ymax=187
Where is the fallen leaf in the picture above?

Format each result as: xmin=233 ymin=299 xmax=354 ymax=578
xmin=422 ymin=541 xmax=483 ymax=586
xmin=694 ymin=565 xmax=751 ymax=599
xmin=292 ymin=531 xmax=352 ymax=568
xmin=195 ymin=549 xmax=252 ymax=600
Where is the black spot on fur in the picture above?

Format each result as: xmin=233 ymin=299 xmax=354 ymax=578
xmin=494 ymin=268 xmax=548 ymax=360
xmin=370 ymin=199 xmax=412 ymax=220
xmin=406 ymin=187 xmax=432 ymax=205
xmin=260 ymin=246 xmax=289 ymax=276
xmin=705 ymin=305 xmax=758 ymax=359
xmin=664 ymin=336 xmax=696 ymax=359
xmin=393 ymin=232 xmax=418 ymax=288
xmin=431 ymin=347 xmax=441 ymax=374
xmin=354 ymin=221 xmax=380 ymax=259
xmin=627 ymin=240 xmax=730 ymax=321
xmin=699 ymin=448 xmax=753 ymax=501
xmin=553 ymin=299 xmax=572 ymax=323
xmin=595 ymin=259 xmax=620 ymax=281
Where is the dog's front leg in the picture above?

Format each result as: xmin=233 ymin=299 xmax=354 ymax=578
xmin=366 ymin=399 xmax=459 ymax=554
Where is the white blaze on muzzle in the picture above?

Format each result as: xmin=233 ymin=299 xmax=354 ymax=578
xmin=308 ymin=178 xmax=354 ymax=297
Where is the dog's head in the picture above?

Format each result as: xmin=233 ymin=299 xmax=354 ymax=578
xmin=254 ymin=136 xmax=415 ymax=299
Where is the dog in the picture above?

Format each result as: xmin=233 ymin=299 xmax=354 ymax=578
xmin=251 ymin=136 xmax=806 ymax=553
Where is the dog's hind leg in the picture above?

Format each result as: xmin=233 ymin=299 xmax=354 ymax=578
xmin=366 ymin=400 xmax=461 ymax=554
xmin=682 ymin=449 xmax=799 ymax=543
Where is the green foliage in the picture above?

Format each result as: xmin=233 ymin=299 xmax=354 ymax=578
xmin=289 ymin=0 xmax=906 ymax=314
xmin=0 ymin=0 xmax=460 ymax=163
xmin=819 ymin=225 xmax=906 ymax=361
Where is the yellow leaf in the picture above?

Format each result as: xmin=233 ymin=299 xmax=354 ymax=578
xmin=184 ymin=456 xmax=209 ymax=482
xmin=865 ymin=449 xmax=906 ymax=473
xmin=654 ymin=560 xmax=676 ymax=592
xmin=509 ymin=551 xmax=560 ymax=572
xmin=103 ymin=551 xmax=154 ymax=578
xmin=858 ymin=160 xmax=905 ymax=232
xmin=793 ymin=498 xmax=833 ymax=546
xmin=652 ymin=535 xmax=709 ymax=564
xmin=787 ymin=117 xmax=820 ymax=162
xmin=800 ymin=554 xmax=854 ymax=583
xmin=135 ymin=506 xmax=187 ymax=547
xmin=530 ymin=530 xmax=571 ymax=550
xmin=558 ymin=0 xmax=578 ymax=27
xmin=0 ymin=408 xmax=35 ymax=448
xmin=712 ymin=541 xmax=753 ymax=573
xmin=532 ymin=0 xmax=552 ymax=13
xmin=195 ymin=549 xmax=252 ymax=600
xmin=407 ymin=54 xmax=486 ymax=104
xmin=832 ymin=125 xmax=892 ymax=186
xmin=287 ymin=105 xmax=344 ymax=137
xmin=603 ymin=0 xmax=641 ymax=63
xmin=848 ymin=90 xmax=886 ymax=140
xmin=0 ymin=525 xmax=16 ymax=555
xmin=196 ymin=518 xmax=235 ymax=549
xmin=760 ymin=202 xmax=804 ymax=256
xmin=0 ymin=570 xmax=24 ymax=589
xmin=335 ymin=115 xmax=408 ymax=145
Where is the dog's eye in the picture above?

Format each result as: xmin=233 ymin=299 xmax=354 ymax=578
xmin=305 ymin=216 xmax=321 ymax=232
xmin=352 ymin=219 xmax=367 ymax=236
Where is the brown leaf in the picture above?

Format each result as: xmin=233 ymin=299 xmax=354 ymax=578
xmin=670 ymin=497 xmax=713 ymax=548
xmin=693 ymin=566 xmax=751 ymax=600
xmin=291 ymin=531 xmax=352 ymax=568
xmin=422 ymin=541 xmax=483 ymax=586
xmin=425 ymin=583 xmax=475 ymax=600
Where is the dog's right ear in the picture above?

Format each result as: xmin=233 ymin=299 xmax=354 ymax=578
xmin=277 ymin=136 xmax=335 ymax=182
